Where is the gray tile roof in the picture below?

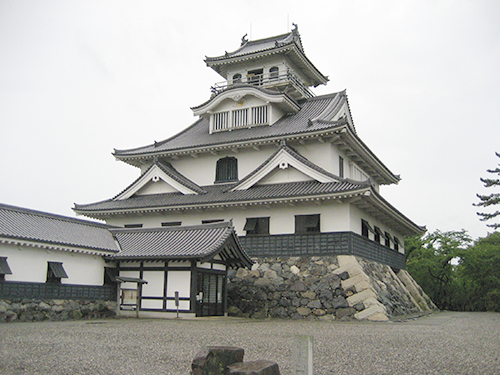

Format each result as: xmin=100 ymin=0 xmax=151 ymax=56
xmin=110 ymin=222 xmax=253 ymax=268
xmin=114 ymin=161 xmax=206 ymax=200
xmin=0 ymin=203 xmax=119 ymax=252
xmin=204 ymin=27 xmax=327 ymax=85
xmin=74 ymin=179 xmax=370 ymax=215
xmin=114 ymin=93 xmax=343 ymax=158
xmin=206 ymin=31 xmax=302 ymax=60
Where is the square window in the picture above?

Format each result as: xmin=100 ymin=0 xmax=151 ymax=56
xmin=47 ymin=262 xmax=68 ymax=284
xmin=244 ymin=217 xmax=269 ymax=235
xmin=295 ymin=214 xmax=320 ymax=234
xmin=361 ymin=220 xmax=374 ymax=238
xmin=0 ymin=257 xmax=12 ymax=276
xmin=385 ymin=232 xmax=393 ymax=248
xmin=124 ymin=224 xmax=143 ymax=228
xmin=202 ymin=219 xmax=224 ymax=224
xmin=374 ymin=226 xmax=384 ymax=244
xmin=161 ymin=221 xmax=182 ymax=227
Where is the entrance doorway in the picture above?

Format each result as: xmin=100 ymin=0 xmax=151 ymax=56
xmin=195 ymin=271 xmax=225 ymax=317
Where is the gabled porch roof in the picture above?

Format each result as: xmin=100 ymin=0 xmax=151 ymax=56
xmin=109 ymin=222 xmax=252 ymax=268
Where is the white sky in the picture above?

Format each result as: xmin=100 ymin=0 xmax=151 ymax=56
xmin=1 ymin=0 xmax=499 ymax=239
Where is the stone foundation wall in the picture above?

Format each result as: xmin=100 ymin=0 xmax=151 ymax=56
xmin=0 ymin=299 xmax=117 ymax=323
xmin=227 ymin=255 xmax=436 ymax=321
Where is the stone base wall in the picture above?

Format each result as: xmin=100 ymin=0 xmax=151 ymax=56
xmin=0 ymin=299 xmax=117 ymax=323
xmin=227 ymin=255 xmax=436 ymax=321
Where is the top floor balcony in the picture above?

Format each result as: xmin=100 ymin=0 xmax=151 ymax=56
xmin=210 ymin=69 xmax=314 ymax=100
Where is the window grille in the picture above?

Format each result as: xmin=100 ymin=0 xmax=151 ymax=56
xmin=47 ymin=261 xmax=68 ymax=284
xmin=215 ymin=157 xmax=238 ymax=182
xmin=213 ymin=111 xmax=229 ymax=131
xmin=232 ymin=73 xmax=242 ymax=84
xmin=295 ymin=214 xmax=320 ymax=234
xmin=244 ymin=217 xmax=270 ymax=235
xmin=269 ymin=66 xmax=279 ymax=81
xmin=252 ymin=106 xmax=268 ymax=125
xmin=232 ymin=108 xmax=248 ymax=128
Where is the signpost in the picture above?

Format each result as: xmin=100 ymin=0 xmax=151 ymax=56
xmin=293 ymin=335 xmax=313 ymax=375
xmin=175 ymin=291 xmax=180 ymax=318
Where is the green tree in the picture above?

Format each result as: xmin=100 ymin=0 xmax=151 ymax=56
xmin=475 ymin=152 xmax=500 ymax=229
xmin=406 ymin=230 xmax=472 ymax=310
xmin=456 ymin=232 xmax=500 ymax=311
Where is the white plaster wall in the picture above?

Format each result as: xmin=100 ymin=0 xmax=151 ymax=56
xmin=226 ymin=57 xmax=288 ymax=83
xmin=166 ymin=146 xmax=277 ymax=187
xmin=349 ymin=204 xmax=405 ymax=251
xmin=142 ymin=271 xmax=164 ymax=297
xmin=167 ymin=271 xmax=191 ymax=298
xmin=136 ymin=180 xmax=178 ymax=195
xmin=166 ymin=271 xmax=191 ymax=311
xmin=106 ymin=200 xmax=352 ymax=234
xmin=0 ymin=243 xmax=107 ymax=285
xmin=257 ymin=166 xmax=315 ymax=185
xmin=215 ymin=96 xmax=267 ymax=113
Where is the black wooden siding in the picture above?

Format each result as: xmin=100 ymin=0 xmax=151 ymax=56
xmin=0 ymin=281 xmax=116 ymax=301
xmin=239 ymin=231 xmax=406 ymax=270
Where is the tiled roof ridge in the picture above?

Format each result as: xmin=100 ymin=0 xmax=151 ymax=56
xmin=0 ymin=232 xmax=119 ymax=253
xmin=113 ymin=117 xmax=206 ymax=156
xmin=114 ymin=92 xmax=344 ymax=159
xmin=109 ymin=222 xmax=238 ymax=261
xmin=0 ymin=203 xmax=111 ymax=229
xmin=109 ymin=220 xmax=233 ymax=235
xmin=108 ymin=163 xmax=157 ymax=201
xmin=73 ymin=179 xmax=370 ymax=215
xmin=205 ymin=31 xmax=294 ymax=61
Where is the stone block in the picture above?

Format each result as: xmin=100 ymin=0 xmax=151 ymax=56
xmin=335 ymin=307 xmax=356 ymax=320
xmin=354 ymin=304 xmax=388 ymax=321
xmin=236 ymin=268 xmax=249 ymax=279
xmin=354 ymin=281 xmax=372 ymax=293
xmin=227 ymin=360 xmax=280 ymax=375
xmin=191 ymin=346 xmax=245 ymax=375
xmin=254 ymin=278 xmax=271 ymax=287
xmin=301 ymin=291 xmax=316 ymax=300
xmin=296 ymin=307 xmax=311 ymax=316
xmin=307 ymin=300 xmax=322 ymax=309
xmin=331 ymin=296 xmax=349 ymax=309
xmin=290 ymin=281 xmax=307 ymax=292
xmin=340 ymin=272 xmax=369 ymax=290
xmin=346 ymin=289 xmax=377 ymax=306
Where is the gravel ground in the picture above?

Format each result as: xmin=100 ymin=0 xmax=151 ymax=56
xmin=1 ymin=311 xmax=499 ymax=374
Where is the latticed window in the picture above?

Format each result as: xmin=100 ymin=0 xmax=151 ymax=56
xmin=232 ymin=108 xmax=248 ymax=128
xmin=252 ymin=106 xmax=268 ymax=125
xmin=47 ymin=261 xmax=68 ymax=284
xmin=213 ymin=111 xmax=229 ymax=131
xmin=295 ymin=214 xmax=320 ymax=234
xmin=232 ymin=73 xmax=242 ymax=84
xmin=215 ymin=157 xmax=238 ymax=183
xmin=244 ymin=217 xmax=270 ymax=235
xmin=269 ymin=66 xmax=279 ymax=80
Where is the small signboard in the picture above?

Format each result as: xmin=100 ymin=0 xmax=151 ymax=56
xmin=293 ymin=335 xmax=313 ymax=375
xmin=121 ymin=289 xmax=138 ymax=305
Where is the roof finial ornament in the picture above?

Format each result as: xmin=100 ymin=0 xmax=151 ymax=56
xmin=292 ymin=23 xmax=298 ymax=33
xmin=241 ymin=33 xmax=248 ymax=46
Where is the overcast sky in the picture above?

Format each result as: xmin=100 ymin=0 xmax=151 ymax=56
xmin=1 ymin=0 xmax=499 ymax=239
